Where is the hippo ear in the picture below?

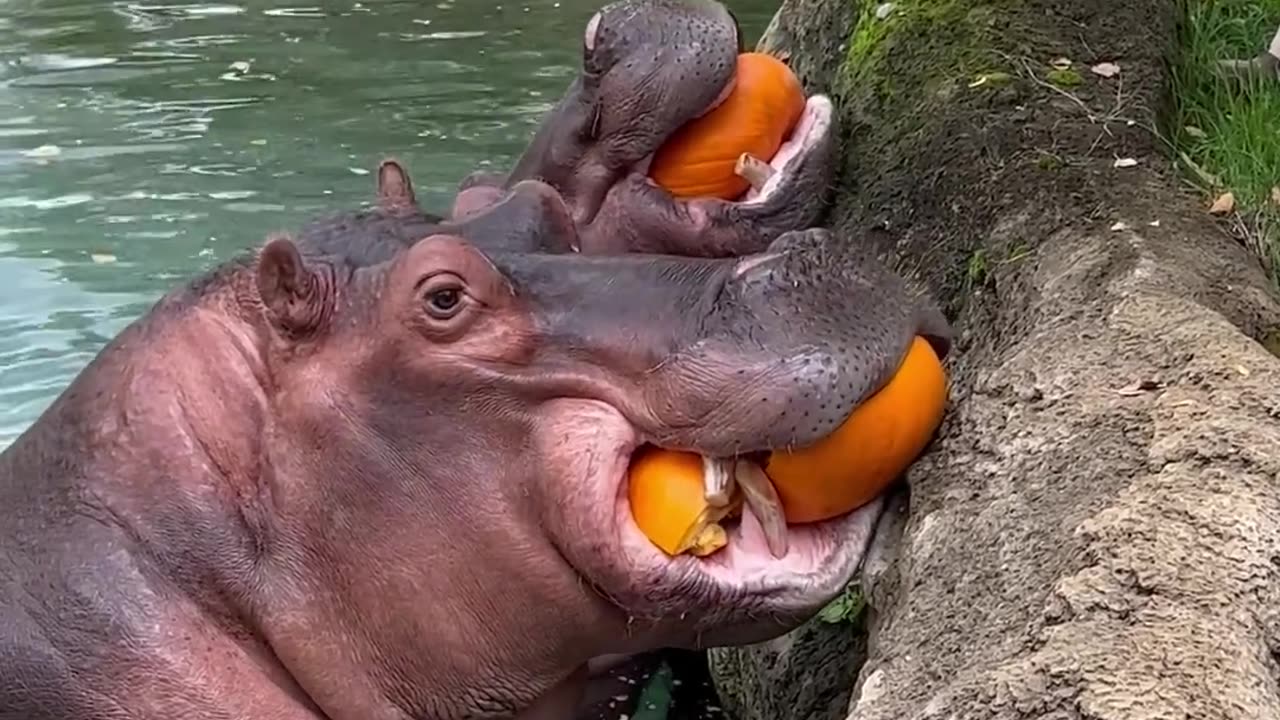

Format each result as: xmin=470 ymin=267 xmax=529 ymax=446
xmin=255 ymin=234 xmax=333 ymax=339
xmin=376 ymin=158 xmax=416 ymax=212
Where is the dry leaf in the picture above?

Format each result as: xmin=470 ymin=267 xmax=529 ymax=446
xmin=1090 ymin=61 xmax=1120 ymax=77
xmin=1184 ymin=125 xmax=1207 ymax=139
xmin=1235 ymin=364 xmax=1250 ymax=377
xmin=1110 ymin=221 xmax=1130 ymax=231
xmin=1050 ymin=57 xmax=1072 ymax=70
xmin=1115 ymin=379 xmax=1163 ymax=396
xmin=1208 ymin=191 xmax=1235 ymax=215
xmin=1271 ymin=186 xmax=1280 ymax=206
xmin=874 ymin=2 xmax=895 ymax=20
xmin=1113 ymin=157 xmax=1139 ymax=168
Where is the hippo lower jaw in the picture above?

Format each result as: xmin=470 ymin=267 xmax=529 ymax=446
xmin=542 ymin=398 xmax=885 ymax=645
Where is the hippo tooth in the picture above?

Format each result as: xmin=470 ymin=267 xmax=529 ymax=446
xmin=734 ymin=459 xmax=789 ymax=559
xmin=734 ymin=152 xmax=776 ymax=191
xmin=702 ymin=456 xmax=737 ymax=508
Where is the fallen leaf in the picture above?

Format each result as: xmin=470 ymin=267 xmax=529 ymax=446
xmin=1111 ymin=221 xmax=1130 ymax=231
xmin=1208 ymin=191 xmax=1235 ymax=215
xmin=1184 ymin=125 xmax=1207 ymax=139
xmin=1235 ymin=364 xmax=1250 ymax=377
xmin=1115 ymin=379 xmax=1163 ymax=396
xmin=874 ymin=2 xmax=895 ymax=20
xmin=1271 ymin=186 xmax=1280 ymax=206
xmin=1113 ymin=157 xmax=1139 ymax=168
xmin=1090 ymin=61 xmax=1121 ymax=77
xmin=1050 ymin=57 xmax=1072 ymax=70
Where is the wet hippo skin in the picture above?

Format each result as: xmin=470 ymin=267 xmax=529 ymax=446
xmin=453 ymin=0 xmax=837 ymax=258
xmin=0 ymin=168 xmax=950 ymax=717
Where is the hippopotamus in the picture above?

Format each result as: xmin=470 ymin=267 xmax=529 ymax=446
xmin=453 ymin=0 xmax=837 ymax=259
xmin=0 ymin=157 xmax=951 ymax=719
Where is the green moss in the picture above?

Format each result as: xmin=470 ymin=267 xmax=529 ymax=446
xmin=1036 ymin=152 xmax=1065 ymax=171
xmin=964 ymin=248 xmax=988 ymax=289
xmin=816 ymin=582 xmax=866 ymax=626
xmin=837 ymin=0 xmax=1011 ymax=108
xmin=1045 ymin=67 xmax=1083 ymax=87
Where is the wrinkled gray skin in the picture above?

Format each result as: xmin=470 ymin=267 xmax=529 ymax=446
xmin=0 ymin=163 xmax=951 ymax=718
xmin=453 ymin=0 xmax=837 ymax=258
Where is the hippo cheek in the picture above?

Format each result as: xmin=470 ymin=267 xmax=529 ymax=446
xmin=531 ymin=398 xmax=887 ymax=652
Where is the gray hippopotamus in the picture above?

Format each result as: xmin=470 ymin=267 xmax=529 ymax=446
xmin=0 ymin=160 xmax=951 ymax=719
xmin=453 ymin=0 xmax=836 ymax=258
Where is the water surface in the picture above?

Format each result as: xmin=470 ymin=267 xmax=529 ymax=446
xmin=0 ymin=0 xmax=777 ymax=446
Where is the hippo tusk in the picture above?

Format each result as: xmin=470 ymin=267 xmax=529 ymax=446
xmin=702 ymin=455 xmax=737 ymax=507
xmin=734 ymin=459 xmax=789 ymax=559
xmin=734 ymin=153 xmax=776 ymax=192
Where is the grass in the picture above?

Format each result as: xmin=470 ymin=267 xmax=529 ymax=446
xmin=1170 ymin=0 xmax=1280 ymax=281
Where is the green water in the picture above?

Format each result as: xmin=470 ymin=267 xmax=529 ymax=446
xmin=0 ymin=0 xmax=778 ymax=447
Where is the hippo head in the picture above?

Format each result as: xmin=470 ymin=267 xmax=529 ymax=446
xmin=458 ymin=0 xmax=837 ymax=259
xmin=501 ymin=0 xmax=740 ymax=227
xmin=249 ymin=222 xmax=949 ymax=715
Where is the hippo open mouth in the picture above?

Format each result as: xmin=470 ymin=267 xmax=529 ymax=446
xmin=532 ymin=397 xmax=885 ymax=656
xmin=614 ymin=447 xmax=872 ymax=587
xmin=629 ymin=92 xmax=836 ymax=209
xmin=737 ymin=96 xmax=834 ymax=206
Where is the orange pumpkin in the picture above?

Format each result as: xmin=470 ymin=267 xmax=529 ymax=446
xmin=648 ymin=52 xmax=806 ymax=200
xmin=765 ymin=336 xmax=948 ymax=523
xmin=627 ymin=336 xmax=948 ymax=554
xmin=627 ymin=447 xmax=740 ymax=557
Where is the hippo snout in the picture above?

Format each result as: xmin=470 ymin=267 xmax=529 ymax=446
xmin=633 ymin=229 xmax=932 ymax=456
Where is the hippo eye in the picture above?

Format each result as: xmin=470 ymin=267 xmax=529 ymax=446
xmin=426 ymin=287 xmax=462 ymax=318
xmin=419 ymin=273 xmax=468 ymax=321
